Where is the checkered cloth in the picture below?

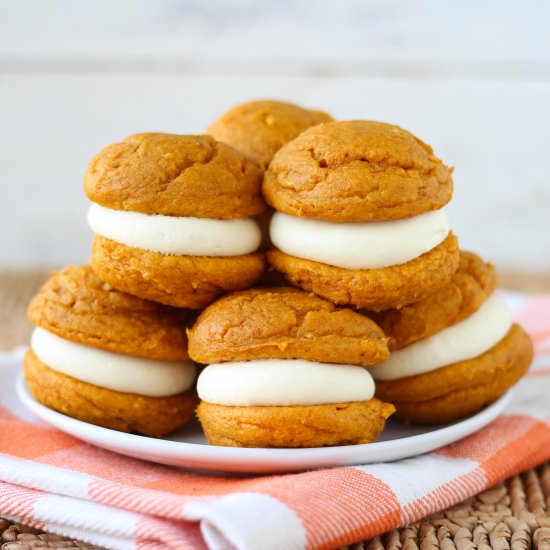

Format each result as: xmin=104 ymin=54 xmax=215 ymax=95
xmin=1 ymin=292 xmax=549 ymax=550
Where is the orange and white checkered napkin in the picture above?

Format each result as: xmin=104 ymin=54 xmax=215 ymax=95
xmin=1 ymin=292 xmax=549 ymax=550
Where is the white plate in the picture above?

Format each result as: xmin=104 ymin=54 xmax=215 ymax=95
xmin=17 ymin=376 xmax=511 ymax=474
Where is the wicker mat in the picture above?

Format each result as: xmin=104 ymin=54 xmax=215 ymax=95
xmin=2 ymin=269 xmax=550 ymax=549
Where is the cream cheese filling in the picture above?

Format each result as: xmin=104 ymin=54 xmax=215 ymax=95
xmin=270 ymin=209 xmax=450 ymax=269
xmin=31 ymin=327 xmax=196 ymax=397
xmin=88 ymin=203 xmax=262 ymax=256
xmin=197 ymin=359 xmax=375 ymax=406
xmin=368 ymin=293 xmax=513 ymax=381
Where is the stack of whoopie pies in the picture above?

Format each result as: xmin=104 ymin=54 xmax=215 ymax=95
xmin=24 ymin=99 xmax=533 ymax=447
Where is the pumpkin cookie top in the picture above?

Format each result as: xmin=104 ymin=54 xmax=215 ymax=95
xmin=263 ymin=120 xmax=453 ymax=221
xmin=188 ymin=287 xmax=388 ymax=366
xmin=206 ymin=99 xmax=332 ymax=169
xmin=372 ymin=251 xmax=497 ymax=350
xmin=84 ymin=133 xmax=265 ymax=219
xmin=28 ymin=265 xmax=189 ymax=360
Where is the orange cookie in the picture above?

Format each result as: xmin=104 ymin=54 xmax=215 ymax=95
xmin=197 ymin=399 xmax=395 ymax=448
xmin=188 ymin=287 xmax=389 ymax=366
xmin=372 ymin=251 xmax=498 ymax=349
xmin=24 ymin=351 xmax=196 ymax=438
xmin=28 ymin=265 xmax=189 ymax=360
xmin=92 ymin=236 xmax=265 ymax=309
xmin=85 ymin=133 xmax=267 ymax=308
xmin=85 ymin=133 xmax=265 ymax=219
xmin=374 ymin=325 xmax=533 ymax=424
xmin=25 ymin=265 xmax=197 ymax=436
xmin=206 ymin=99 xmax=332 ymax=169
xmin=263 ymin=120 xmax=458 ymax=310
xmin=263 ymin=120 xmax=453 ymax=222
xmin=367 ymin=255 xmax=533 ymax=424
xmin=267 ymin=232 xmax=460 ymax=311
xmin=189 ymin=287 xmax=394 ymax=448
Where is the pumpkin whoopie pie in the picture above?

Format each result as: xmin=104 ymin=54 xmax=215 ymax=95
xmin=85 ymin=132 xmax=266 ymax=309
xmin=264 ymin=120 xmax=460 ymax=311
xmin=368 ymin=252 xmax=533 ymax=424
xmin=24 ymin=265 xmax=197 ymax=437
xmin=188 ymin=287 xmax=395 ymax=448
xmin=206 ymin=99 xmax=333 ymax=170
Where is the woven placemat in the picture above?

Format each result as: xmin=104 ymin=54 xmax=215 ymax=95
xmin=2 ymin=463 xmax=550 ymax=549
xmin=361 ymin=463 xmax=550 ymax=550
xmin=0 ymin=517 xmax=103 ymax=549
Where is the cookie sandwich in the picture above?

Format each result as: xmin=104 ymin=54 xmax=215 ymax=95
xmin=188 ymin=288 xmax=395 ymax=447
xmin=24 ymin=265 xmax=197 ymax=436
xmin=86 ymin=133 xmax=266 ymax=308
xmin=369 ymin=252 xmax=533 ymax=423
xmin=264 ymin=120 xmax=460 ymax=311
xmin=207 ymin=99 xmax=333 ymax=169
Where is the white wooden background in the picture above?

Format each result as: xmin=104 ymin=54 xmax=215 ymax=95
xmin=1 ymin=0 xmax=549 ymax=274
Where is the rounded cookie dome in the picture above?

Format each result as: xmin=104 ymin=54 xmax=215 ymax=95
xmin=263 ymin=120 xmax=453 ymax=222
xmin=28 ymin=265 xmax=190 ymax=360
xmin=206 ymin=100 xmax=332 ymax=169
xmin=84 ymin=133 xmax=265 ymax=219
xmin=188 ymin=287 xmax=389 ymax=366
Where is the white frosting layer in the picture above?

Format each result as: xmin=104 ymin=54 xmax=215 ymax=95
xmin=270 ymin=209 xmax=450 ymax=269
xmin=31 ymin=328 xmax=196 ymax=397
xmin=368 ymin=293 xmax=513 ymax=381
xmin=88 ymin=203 xmax=261 ymax=256
xmin=197 ymin=359 xmax=375 ymax=406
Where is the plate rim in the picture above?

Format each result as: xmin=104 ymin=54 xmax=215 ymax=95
xmin=16 ymin=375 xmax=512 ymax=472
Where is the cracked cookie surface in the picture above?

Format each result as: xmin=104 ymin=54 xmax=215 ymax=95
xmin=206 ymin=99 xmax=332 ymax=169
xmin=188 ymin=287 xmax=389 ymax=366
xmin=263 ymin=120 xmax=453 ymax=221
xmin=85 ymin=133 xmax=265 ymax=218
xmin=92 ymin=236 xmax=266 ymax=309
xmin=28 ymin=265 xmax=189 ymax=360
xmin=372 ymin=251 xmax=498 ymax=350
